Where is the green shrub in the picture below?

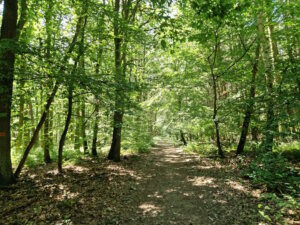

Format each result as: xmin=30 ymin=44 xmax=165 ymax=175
xmin=243 ymin=152 xmax=299 ymax=195
xmin=183 ymin=142 xmax=216 ymax=156
xmin=257 ymin=193 xmax=299 ymax=224
xmin=276 ymin=141 xmax=300 ymax=162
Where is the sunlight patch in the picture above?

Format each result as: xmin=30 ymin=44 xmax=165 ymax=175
xmin=64 ymin=165 xmax=89 ymax=172
xmin=194 ymin=165 xmax=214 ymax=170
xmin=45 ymin=183 xmax=80 ymax=200
xmin=225 ymin=180 xmax=246 ymax=192
xmin=165 ymin=188 xmax=179 ymax=193
xmin=188 ymin=176 xmax=217 ymax=187
xmin=139 ymin=203 xmax=161 ymax=216
xmin=46 ymin=169 xmax=60 ymax=175
xmin=147 ymin=191 xmax=163 ymax=199
xmin=183 ymin=192 xmax=193 ymax=197
xmin=106 ymin=165 xmax=142 ymax=180
xmin=226 ymin=180 xmax=262 ymax=198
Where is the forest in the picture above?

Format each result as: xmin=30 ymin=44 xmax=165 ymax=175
xmin=0 ymin=0 xmax=299 ymax=224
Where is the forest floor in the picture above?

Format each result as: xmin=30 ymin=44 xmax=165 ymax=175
xmin=1 ymin=142 xmax=265 ymax=225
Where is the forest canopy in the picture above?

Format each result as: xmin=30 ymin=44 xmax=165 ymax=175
xmin=0 ymin=0 xmax=299 ymax=223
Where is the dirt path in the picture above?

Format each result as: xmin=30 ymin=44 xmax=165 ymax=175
xmin=0 ymin=143 xmax=260 ymax=225
xmin=115 ymin=143 xmax=259 ymax=225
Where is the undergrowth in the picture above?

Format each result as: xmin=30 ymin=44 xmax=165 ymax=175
xmin=243 ymin=150 xmax=299 ymax=224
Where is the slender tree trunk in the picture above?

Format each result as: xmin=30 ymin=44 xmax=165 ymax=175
xmin=91 ymin=103 xmax=99 ymax=156
xmin=14 ymin=83 xmax=59 ymax=178
xmin=43 ymin=0 xmax=54 ymax=164
xmin=81 ymin=100 xmax=88 ymax=154
xmin=16 ymin=80 xmax=25 ymax=151
xmin=208 ymin=29 xmax=224 ymax=158
xmin=258 ymin=13 xmax=275 ymax=151
xmin=212 ymin=76 xmax=224 ymax=158
xmin=236 ymin=43 xmax=260 ymax=154
xmin=29 ymin=101 xmax=34 ymax=132
xmin=49 ymin=108 xmax=54 ymax=150
xmin=58 ymin=86 xmax=73 ymax=173
xmin=0 ymin=0 xmax=18 ymax=185
xmin=14 ymin=15 xmax=83 ymax=178
xmin=75 ymin=103 xmax=81 ymax=151
xmin=44 ymin=114 xmax=51 ymax=163
xmin=79 ymin=15 xmax=88 ymax=154
xmin=57 ymin=25 xmax=85 ymax=169
xmin=91 ymin=38 xmax=103 ymax=156
xmin=180 ymin=130 xmax=187 ymax=146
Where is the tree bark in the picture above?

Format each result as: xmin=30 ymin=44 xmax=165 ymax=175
xmin=212 ymin=76 xmax=224 ymax=158
xmin=58 ymin=85 xmax=73 ymax=173
xmin=236 ymin=43 xmax=260 ymax=155
xmin=79 ymin=15 xmax=88 ymax=154
xmin=0 ymin=0 xmax=18 ymax=185
xmin=14 ymin=15 xmax=83 ymax=178
xmin=258 ymin=13 xmax=275 ymax=151
xmin=16 ymin=80 xmax=25 ymax=151
xmin=180 ymin=130 xmax=187 ymax=146
xmin=108 ymin=0 xmax=122 ymax=162
xmin=91 ymin=103 xmax=99 ymax=157
xmin=209 ymin=31 xmax=224 ymax=158
xmin=74 ymin=103 xmax=81 ymax=151
xmin=81 ymin=100 xmax=88 ymax=154
xmin=43 ymin=0 xmax=54 ymax=164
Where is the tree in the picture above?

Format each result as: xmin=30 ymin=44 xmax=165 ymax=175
xmin=14 ymin=12 xmax=84 ymax=178
xmin=236 ymin=41 xmax=260 ymax=154
xmin=0 ymin=0 xmax=18 ymax=185
xmin=108 ymin=0 xmax=140 ymax=161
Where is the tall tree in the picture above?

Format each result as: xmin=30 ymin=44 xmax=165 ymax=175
xmin=258 ymin=12 xmax=275 ymax=151
xmin=236 ymin=42 xmax=260 ymax=155
xmin=43 ymin=0 xmax=54 ymax=163
xmin=58 ymin=11 xmax=88 ymax=172
xmin=0 ymin=0 xmax=18 ymax=185
xmin=108 ymin=0 xmax=140 ymax=161
xmin=14 ymin=13 xmax=84 ymax=178
xmin=107 ymin=0 xmax=123 ymax=161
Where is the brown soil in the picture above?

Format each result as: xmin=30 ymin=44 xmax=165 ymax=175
xmin=0 ymin=143 xmax=260 ymax=225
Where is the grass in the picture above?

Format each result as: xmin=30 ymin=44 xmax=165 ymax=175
xmin=11 ymin=145 xmax=89 ymax=169
xmin=183 ymin=142 xmax=216 ymax=156
xmin=11 ymin=139 xmax=153 ymax=169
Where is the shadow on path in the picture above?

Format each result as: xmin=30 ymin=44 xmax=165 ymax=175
xmin=0 ymin=142 xmax=260 ymax=225
xmin=115 ymin=142 xmax=260 ymax=225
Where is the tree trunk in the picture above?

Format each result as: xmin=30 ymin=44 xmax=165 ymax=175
xmin=79 ymin=15 xmax=88 ymax=154
xmin=43 ymin=0 xmax=54 ymax=164
xmin=91 ymin=103 xmax=99 ymax=157
xmin=81 ymin=101 xmax=88 ymax=154
xmin=58 ymin=86 xmax=73 ymax=173
xmin=108 ymin=111 xmax=123 ymax=161
xmin=14 ymin=15 xmax=83 ymax=178
xmin=180 ymin=130 xmax=187 ymax=146
xmin=75 ymin=103 xmax=81 ymax=151
xmin=208 ymin=29 xmax=224 ymax=158
xmin=43 ymin=115 xmax=51 ymax=163
xmin=212 ymin=76 xmax=224 ymax=158
xmin=108 ymin=0 xmax=123 ymax=162
xmin=14 ymin=83 xmax=59 ymax=178
xmin=28 ymin=100 xmax=34 ymax=133
xmin=236 ymin=43 xmax=260 ymax=155
xmin=0 ymin=0 xmax=18 ymax=185
xmin=258 ymin=13 xmax=275 ymax=152
xmin=16 ymin=80 xmax=25 ymax=151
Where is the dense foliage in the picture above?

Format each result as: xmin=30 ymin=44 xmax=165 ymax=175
xmin=0 ymin=0 xmax=299 ymax=223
